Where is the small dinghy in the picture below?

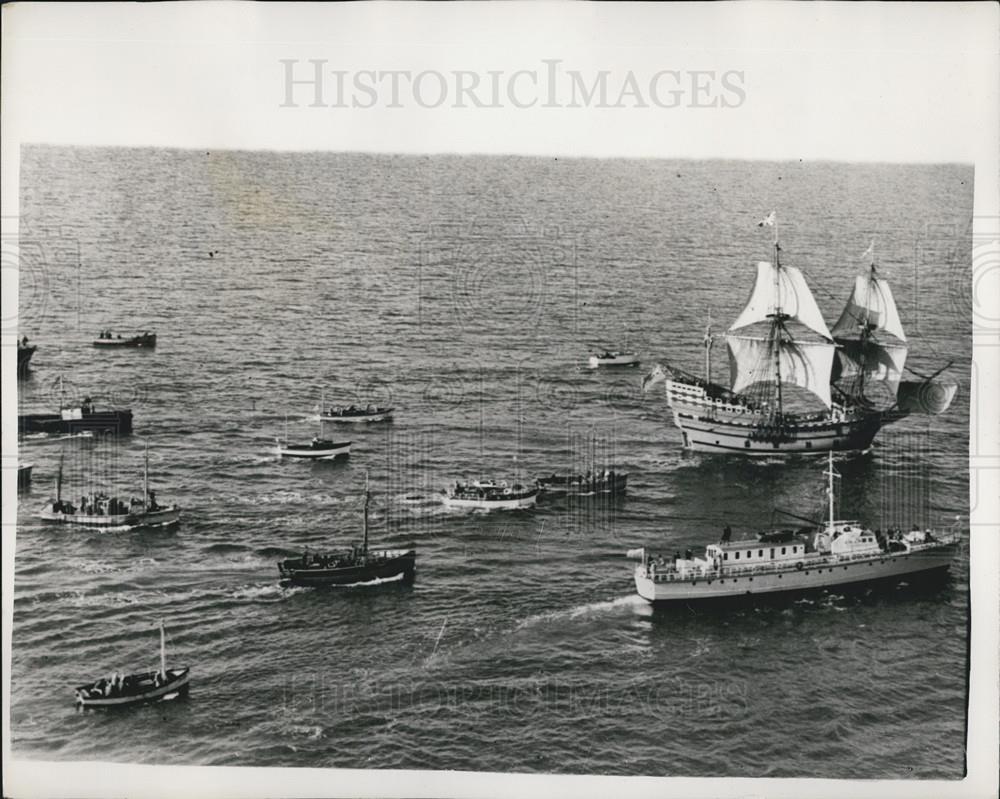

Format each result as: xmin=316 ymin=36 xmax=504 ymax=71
xmin=93 ymin=330 xmax=157 ymax=348
xmin=75 ymin=621 xmax=190 ymax=709
xmin=537 ymin=469 xmax=628 ymax=496
xmin=276 ymin=436 xmax=351 ymax=460
xmin=442 ymin=479 xmax=539 ymax=510
xmin=277 ymin=474 xmax=416 ymax=587
xmin=588 ymin=350 xmax=640 ymax=369
xmin=318 ymin=403 xmax=394 ymax=423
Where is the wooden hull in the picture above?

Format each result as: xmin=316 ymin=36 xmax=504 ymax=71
xmin=319 ymin=411 xmax=393 ymax=423
xmin=17 ymin=345 xmax=36 ymax=371
xmin=277 ymin=441 xmax=351 ymax=459
xmin=93 ymin=334 xmax=156 ymax=348
xmin=19 ymin=410 xmax=133 ymax=437
xmin=38 ymin=505 xmax=181 ymax=528
xmin=588 ymin=354 xmax=639 ymax=369
xmin=537 ymin=474 xmax=628 ymax=496
xmin=76 ymin=668 xmax=190 ymax=708
xmin=279 ymin=550 xmax=416 ymax=587
xmin=635 ymin=542 xmax=958 ymax=602
xmin=442 ymin=491 xmax=538 ymax=510
xmin=664 ymin=379 xmax=883 ymax=455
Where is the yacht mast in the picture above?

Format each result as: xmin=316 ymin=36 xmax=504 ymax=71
xmin=143 ymin=441 xmax=150 ymax=508
xmin=159 ymin=619 xmax=166 ymax=678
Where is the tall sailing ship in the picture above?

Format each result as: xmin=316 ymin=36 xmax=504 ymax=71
xmin=643 ymin=214 xmax=958 ymax=456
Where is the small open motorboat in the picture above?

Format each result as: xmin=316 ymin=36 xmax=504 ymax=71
xmin=588 ymin=350 xmax=640 ymax=369
xmin=93 ymin=330 xmax=157 ymax=348
xmin=75 ymin=621 xmax=190 ymax=709
xmin=277 ymin=473 xmax=416 ymax=587
xmin=276 ymin=436 xmax=351 ymax=460
xmin=442 ymin=479 xmax=539 ymax=510
xmin=318 ymin=404 xmax=394 ymax=423
xmin=537 ymin=469 xmax=628 ymax=496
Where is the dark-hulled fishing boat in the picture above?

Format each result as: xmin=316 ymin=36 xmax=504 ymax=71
xmin=93 ymin=330 xmax=157 ymax=348
xmin=17 ymin=337 xmax=36 ymax=373
xmin=537 ymin=469 xmax=628 ymax=496
xmin=19 ymin=399 xmax=133 ymax=437
xmin=75 ymin=621 xmax=190 ymax=709
xmin=277 ymin=474 xmax=416 ymax=587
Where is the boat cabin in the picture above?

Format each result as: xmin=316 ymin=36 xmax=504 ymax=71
xmin=813 ymin=521 xmax=882 ymax=556
xmin=706 ymin=536 xmax=808 ymax=566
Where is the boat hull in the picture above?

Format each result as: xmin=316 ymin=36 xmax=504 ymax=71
xmin=635 ymin=542 xmax=958 ymax=603
xmin=277 ymin=442 xmax=351 ymax=459
xmin=76 ymin=668 xmax=190 ymax=708
xmin=279 ymin=550 xmax=416 ymax=587
xmin=319 ymin=412 xmax=393 ymax=423
xmin=665 ymin=379 xmax=883 ymax=455
xmin=537 ymin=474 xmax=628 ymax=496
xmin=38 ymin=505 xmax=181 ymax=528
xmin=17 ymin=345 xmax=36 ymax=371
xmin=93 ymin=334 xmax=156 ymax=348
xmin=19 ymin=410 xmax=133 ymax=437
xmin=589 ymin=355 xmax=640 ymax=369
xmin=442 ymin=492 xmax=538 ymax=510
xmin=18 ymin=464 xmax=33 ymax=490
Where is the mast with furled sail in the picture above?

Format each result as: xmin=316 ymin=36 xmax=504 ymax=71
xmin=724 ymin=212 xmax=836 ymax=421
xmin=831 ymin=240 xmax=909 ymax=406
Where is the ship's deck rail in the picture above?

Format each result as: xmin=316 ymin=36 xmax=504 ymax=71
xmin=642 ymin=534 xmax=959 ymax=583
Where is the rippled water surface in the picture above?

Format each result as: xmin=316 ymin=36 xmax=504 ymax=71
xmin=14 ymin=148 xmax=973 ymax=777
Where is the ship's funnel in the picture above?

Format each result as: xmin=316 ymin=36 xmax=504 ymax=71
xmin=626 ymin=548 xmax=646 ymax=560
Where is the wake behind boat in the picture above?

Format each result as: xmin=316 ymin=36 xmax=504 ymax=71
xmin=630 ymin=452 xmax=960 ymax=603
xmin=442 ymin=479 xmax=538 ymax=510
xmin=75 ymin=621 xmax=190 ymax=708
xmin=642 ymin=215 xmax=957 ymax=456
xmin=277 ymin=474 xmax=416 ymax=587
xmin=93 ymin=330 xmax=157 ymax=348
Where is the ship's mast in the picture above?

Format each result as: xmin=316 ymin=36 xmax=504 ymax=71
xmin=159 ymin=619 xmax=166 ymax=678
xmin=825 ymin=450 xmax=838 ymax=529
xmin=143 ymin=440 xmax=150 ymax=509
xmin=362 ymin=470 xmax=370 ymax=556
xmin=856 ymin=240 xmax=877 ymax=400
xmin=56 ymin=451 xmax=64 ymax=503
xmin=703 ymin=310 xmax=713 ymax=383
xmin=769 ymin=220 xmax=785 ymax=417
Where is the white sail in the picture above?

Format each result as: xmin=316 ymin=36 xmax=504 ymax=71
xmin=726 ymin=335 xmax=836 ymax=408
xmin=729 ymin=262 xmax=833 ymax=340
xmin=834 ymin=340 xmax=909 ymax=394
xmin=832 ymin=275 xmax=906 ymax=342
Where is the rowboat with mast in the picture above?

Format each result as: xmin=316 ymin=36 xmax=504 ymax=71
xmin=74 ymin=620 xmax=190 ymax=708
xmin=642 ymin=213 xmax=958 ymax=455
xmin=629 ymin=450 xmax=961 ymax=603
xmin=277 ymin=473 xmax=416 ymax=586
xmin=38 ymin=442 xmax=180 ymax=528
